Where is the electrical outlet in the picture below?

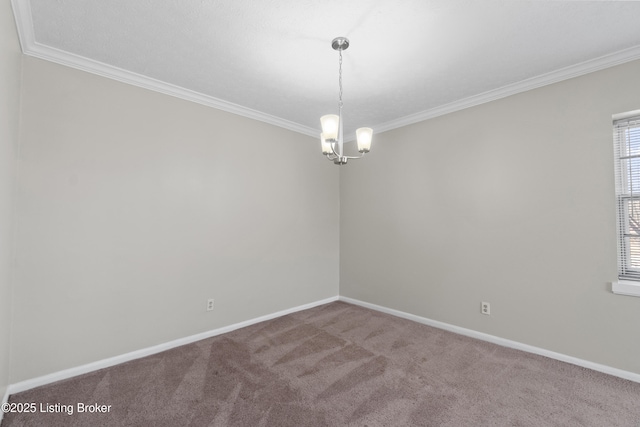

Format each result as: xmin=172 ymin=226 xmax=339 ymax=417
xmin=481 ymin=302 xmax=490 ymax=315
xmin=207 ymin=298 xmax=215 ymax=311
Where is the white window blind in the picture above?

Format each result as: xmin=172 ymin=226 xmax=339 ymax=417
xmin=613 ymin=115 xmax=640 ymax=281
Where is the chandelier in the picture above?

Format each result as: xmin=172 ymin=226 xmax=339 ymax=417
xmin=320 ymin=37 xmax=373 ymax=165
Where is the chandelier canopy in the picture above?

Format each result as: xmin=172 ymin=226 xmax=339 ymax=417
xmin=320 ymin=37 xmax=373 ymax=165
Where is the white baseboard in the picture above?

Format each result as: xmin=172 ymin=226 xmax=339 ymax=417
xmin=8 ymin=296 xmax=339 ymax=395
xmin=339 ymin=296 xmax=640 ymax=384
xmin=1 ymin=386 xmax=9 ymax=424
xmin=8 ymin=293 xmax=639 ymax=399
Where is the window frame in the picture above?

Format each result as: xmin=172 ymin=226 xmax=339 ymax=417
xmin=612 ymin=111 xmax=640 ymax=297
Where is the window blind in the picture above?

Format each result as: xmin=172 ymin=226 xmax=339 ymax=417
xmin=614 ymin=115 xmax=640 ymax=280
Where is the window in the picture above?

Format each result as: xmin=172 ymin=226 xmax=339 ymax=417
xmin=613 ymin=113 xmax=640 ymax=296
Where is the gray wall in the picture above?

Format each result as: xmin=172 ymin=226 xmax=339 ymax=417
xmin=340 ymin=59 xmax=640 ymax=374
xmin=5 ymin=20 xmax=640 ymax=385
xmin=10 ymin=57 xmax=339 ymax=382
xmin=0 ymin=0 xmax=21 ymax=400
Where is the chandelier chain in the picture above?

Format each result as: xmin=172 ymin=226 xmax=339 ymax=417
xmin=338 ymin=49 xmax=343 ymax=109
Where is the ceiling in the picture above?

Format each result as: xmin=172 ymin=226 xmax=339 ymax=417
xmin=11 ymin=0 xmax=640 ymax=139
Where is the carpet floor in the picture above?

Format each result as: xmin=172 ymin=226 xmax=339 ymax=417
xmin=2 ymin=301 xmax=640 ymax=426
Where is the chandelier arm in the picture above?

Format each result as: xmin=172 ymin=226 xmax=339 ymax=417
xmin=326 ymin=141 xmax=339 ymax=158
xmin=342 ymin=153 xmax=367 ymax=160
xmin=325 ymin=146 xmax=339 ymax=160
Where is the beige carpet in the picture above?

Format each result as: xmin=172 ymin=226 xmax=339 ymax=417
xmin=3 ymin=301 xmax=640 ymax=426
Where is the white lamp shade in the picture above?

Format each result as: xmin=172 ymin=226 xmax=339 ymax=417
xmin=356 ymin=127 xmax=373 ymax=153
xmin=320 ymin=115 xmax=340 ymax=140
xmin=321 ymin=134 xmax=333 ymax=155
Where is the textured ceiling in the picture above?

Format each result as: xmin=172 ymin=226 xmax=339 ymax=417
xmin=12 ymin=0 xmax=640 ymax=138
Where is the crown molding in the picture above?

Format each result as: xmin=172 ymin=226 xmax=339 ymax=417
xmin=374 ymin=44 xmax=640 ymax=135
xmin=11 ymin=0 xmax=640 ymax=138
xmin=10 ymin=0 xmax=319 ymax=138
xmin=10 ymin=0 xmax=32 ymax=53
